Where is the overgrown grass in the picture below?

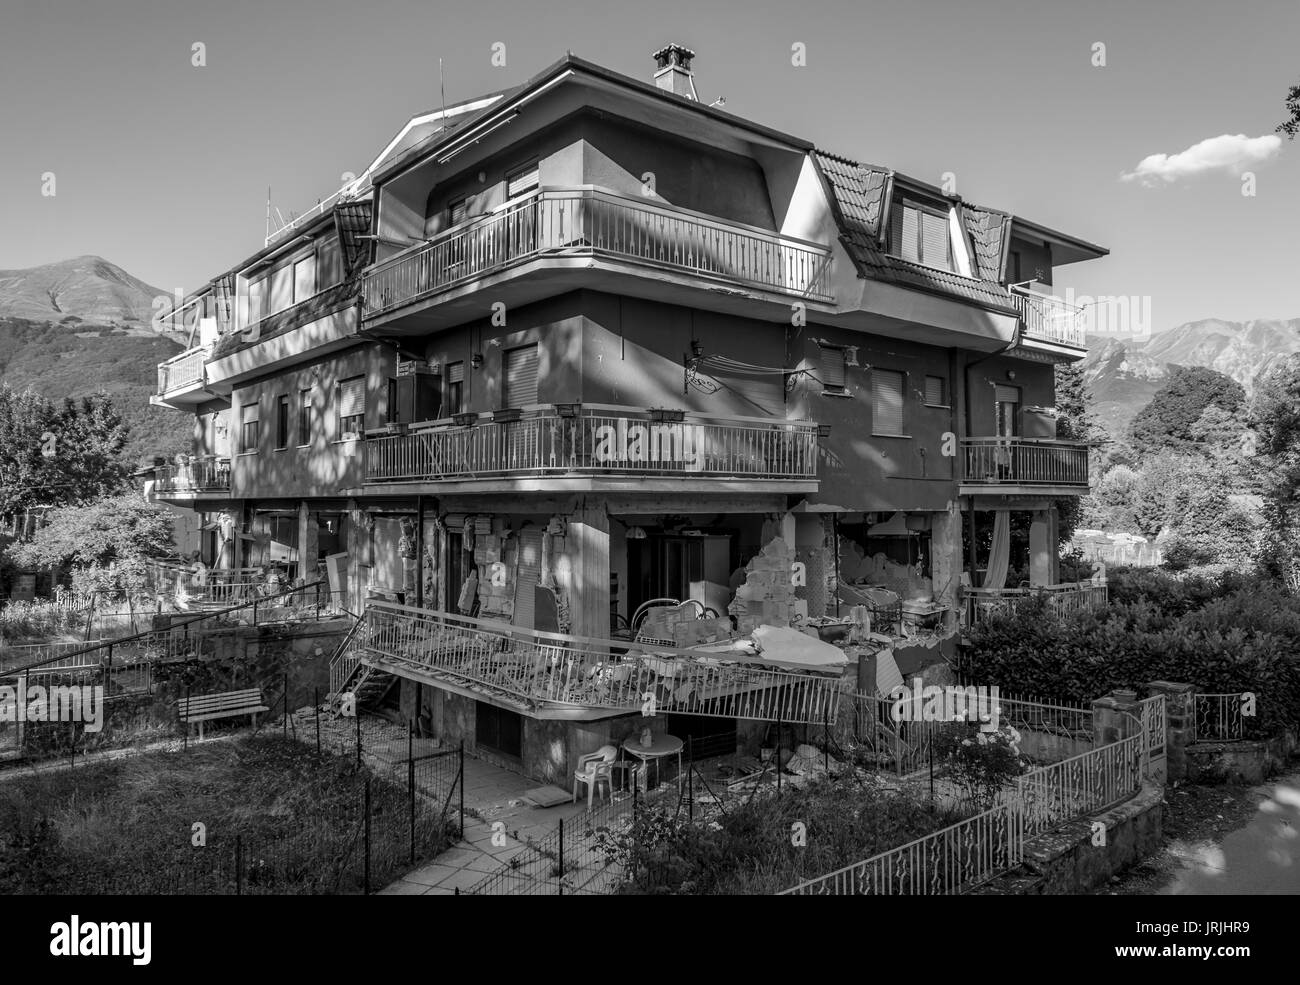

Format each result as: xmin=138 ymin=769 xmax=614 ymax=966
xmin=592 ymin=774 xmax=970 ymax=895
xmin=0 ymin=735 xmax=453 ymax=894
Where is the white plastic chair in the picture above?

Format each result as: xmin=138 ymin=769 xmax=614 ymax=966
xmin=572 ymin=744 xmax=618 ymax=808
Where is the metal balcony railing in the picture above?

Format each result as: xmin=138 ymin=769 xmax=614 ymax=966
xmin=339 ymin=602 xmax=845 ymax=724
xmin=363 ymin=187 xmax=833 ymax=318
xmin=963 ymin=584 xmax=1109 ymax=626
xmin=153 ymin=455 xmax=231 ymax=494
xmin=961 ymin=437 xmax=1089 ymax=488
xmin=156 ymin=345 xmax=210 ymax=394
xmin=1009 ymin=286 xmax=1087 ymax=348
xmin=364 ymin=407 xmax=820 ymax=483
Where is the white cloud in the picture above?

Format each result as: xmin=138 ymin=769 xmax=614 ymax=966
xmin=1120 ymin=133 xmax=1282 ymax=185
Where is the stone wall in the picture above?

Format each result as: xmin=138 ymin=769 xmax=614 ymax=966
xmin=728 ymin=536 xmax=797 ymax=633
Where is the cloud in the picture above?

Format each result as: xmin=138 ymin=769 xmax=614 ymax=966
xmin=1120 ymin=133 xmax=1282 ymax=185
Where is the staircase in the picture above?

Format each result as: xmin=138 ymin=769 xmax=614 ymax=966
xmin=327 ymin=612 xmax=397 ymax=712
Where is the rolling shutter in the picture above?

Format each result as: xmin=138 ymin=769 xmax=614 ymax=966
xmin=512 ymin=528 xmax=543 ymax=630
xmin=450 ymin=198 xmax=469 ymax=224
xmin=925 ymin=375 xmax=946 ymax=405
xmin=920 ymin=211 xmax=951 ymax=269
xmin=821 ymin=347 xmax=846 ymax=390
xmin=447 ymin=361 xmax=465 ymax=384
xmin=507 ymin=163 xmax=539 ymax=198
xmin=873 ymin=369 xmax=905 ymax=436
xmin=504 ymin=344 xmax=540 ymax=407
xmin=338 ymin=376 xmax=366 ymax=429
xmin=994 ymin=384 xmax=1021 ymax=404
xmin=900 ymin=206 xmax=920 ymax=263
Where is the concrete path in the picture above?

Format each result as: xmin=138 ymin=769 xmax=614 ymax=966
xmin=1160 ymin=771 xmax=1300 ymax=894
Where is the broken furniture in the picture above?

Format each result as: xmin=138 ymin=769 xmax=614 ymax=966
xmin=572 ymin=744 xmax=618 ymax=808
xmin=177 ymin=688 xmax=270 ymax=740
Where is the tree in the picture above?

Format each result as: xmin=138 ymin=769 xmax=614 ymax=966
xmin=1054 ymin=361 xmax=1103 ymax=545
xmin=6 ymin=494 xmax=173 ymax=599
xmin=1128 ymin=365 xmax=1246 ymax=457
xmin=1278 ymin=81 xmax=1300 ymax=140
xmin=1248 ymin=354 xmax=1300 ymax=588
xmin=0 ymin=385 xmax=131 ymax=515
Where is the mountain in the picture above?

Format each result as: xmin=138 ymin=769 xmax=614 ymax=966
xmin=1080 ymin=317 xmax=1300 ymax=444
xmin=0 ymin=255 xmax=165 ymax=326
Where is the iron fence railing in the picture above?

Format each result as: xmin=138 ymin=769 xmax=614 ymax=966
xmin=1010 ymin=286 xmax=1087 ymax=348
xmin=961 ymin=438 xmax=1090 ymax=488
xmin=339 ymin=602 xmax=844 ymax=724
xmin=963 ymin=584 xmax=1108 ymax=626
xmin=363 ymin=186 xmax=833 ymax=319
xmin=364 ymin=407 xmax=820 ymax=483
xmin=1011 ymin=728 xmax=1145 ymax=838
xmin=1193 ymin=692 xmax=1260 ymax=741
xmin=153 ymin=456 xmax=231 ymax=493
xmin=156 ymin=345 xmax=210 ymax=394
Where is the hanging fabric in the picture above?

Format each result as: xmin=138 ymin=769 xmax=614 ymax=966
xmin=982 ymin=510 xmax=1011 ymax=589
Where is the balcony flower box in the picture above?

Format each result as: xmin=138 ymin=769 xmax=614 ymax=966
xmin=647 ymin=408 xmax=686 ymax=423
xmin=451 ymin=412 xmax=479 ymax=428
xmin=492 ymin=408 xmax=523 ymax=424
xmin=380 ymin=422 xmax=408 ymax=436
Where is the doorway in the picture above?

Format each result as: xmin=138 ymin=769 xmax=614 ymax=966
xmin=475 ymin=701 xmax=523 ymax=760
xmin=628 ymin=533 xmax=733 ymax=616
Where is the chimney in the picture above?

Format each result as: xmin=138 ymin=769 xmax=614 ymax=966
xmin=651 ymin=43 xmax=697 ymax=100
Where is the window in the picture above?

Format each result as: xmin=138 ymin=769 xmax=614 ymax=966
xmin=386 ymin=377 xmax=398 ymax=424
xmin=889 ymin=199 xmax=953 ymax=271
xmin=239 ymin=402 xmax=259 ymax=453
xmin=298 ymin=388 xmax=312 ymax=447
xmin=924 ymin=375 xmax=947 ymax=407
xmin=1010 ymin=250 xmax=1022 ymax=283
xmin=445 ymin=362 xmax=464 ymax=417
xmin=506 ymin=162 xmax=539 ymax=199
xmin=820 ymin=346 xmax=847 ymax=394
xmin=872 ymin=369 xmax=906 ymax=436
xmin=449 ymin=197 xmax=469 ymax=225
xmin=275 ymin=394 xmax=290 ymax=449
xmin=337 ymin=376 xmax=366 ymax=439
xmin=995 ymin=384 xmax=1021 ymax=438
xmin=245 ymin=249 xmax=319 ymax=326
xmin=504 ymin=344 xmax=540 ymax=407
xmin=294 ymin=255 xmax=317 ymax=301
xmin=269 ymin=263 xmax=294 ymax=315
xmin=246 ymin=278 xmax=265 ymax=326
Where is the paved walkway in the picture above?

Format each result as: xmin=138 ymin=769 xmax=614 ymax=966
xmin=1160 ymin=771 xmax=1300 ymax=894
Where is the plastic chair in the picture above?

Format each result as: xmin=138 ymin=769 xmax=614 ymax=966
xmin=572 ymin=744 xmax=618 ymax=808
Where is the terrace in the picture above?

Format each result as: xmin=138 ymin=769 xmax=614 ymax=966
xmin=959 ymin=437 xmax=1090 ymax=495
xmin=363 ymin=405 xmax=821 ymax=492
xmin=151 ymin=455 xmax=231 ymax=498
xmin=1009 ymin=285 xmax=1088 ymax=353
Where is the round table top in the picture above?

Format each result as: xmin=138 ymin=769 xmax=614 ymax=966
xmin=622 ymin=734 xmax=684 ymax=758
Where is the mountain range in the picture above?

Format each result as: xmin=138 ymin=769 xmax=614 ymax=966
xmin=0 ymin=255 xmax=166 ymax=327
xmin=1081 ymin=317 xmax=1300 ymax=443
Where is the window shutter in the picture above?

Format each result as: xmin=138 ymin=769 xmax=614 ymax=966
xmin=920 ymin=211 xmax=951 ymax=269
xmin=821 ymin=347 xmax=846 ymax=390
xmin=889 ymin=203 xmax=903 ymax=255
xmin=338 ymin=377 xmax=366 ymax=418
xmin=269 ymin=263 xmax=294 ymax=315
xmin=504 ymin=344 xmax=540 ymax=407
xmin=925 ymin=375 xmax=945 ymax=405
xmin=240 ymin=403 xmax=258 ymax=424
xmin=294 ymin=255 xmax=317 ymax=302
xmin=994 ymin=384 xmax=1021 ymax=404
xmin=447 ymin=361 xmax=465 ymax=384
xmin=512 ymin=528 xmax=544 ymax=630
xmin=873 ymin=370 xmax=905 ymax=436
xmin=900 ymin=206 xmax=920 ymax=263
xmin=507 ymin=164 xmax=539 ymax=198
xmin=450 ymin=198 xmax=469 ymax=224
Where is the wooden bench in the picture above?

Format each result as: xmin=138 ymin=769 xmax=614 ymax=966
xmin=177 ymin=688 xmax=270 ymax=739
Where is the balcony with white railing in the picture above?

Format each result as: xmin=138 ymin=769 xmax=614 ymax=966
xmin=1009 ymin=286 xmax=1087 ymax=351
xmin=338 ymin=602 xmax=845 ymax=724
xmin=152 ymin=455 xmax=232 ymax=497
xmin=155 ymin=345 xmax=211 ymax=399
xmin=363 ymin=186 xmax=833 ymax=324
xmin=363 ymin=406 xmax=821 ymax=489
xmin=963 ymin=583 xmax=1109 ymax=627
xmin=960 ymin=437 xmax=1089 ymax=494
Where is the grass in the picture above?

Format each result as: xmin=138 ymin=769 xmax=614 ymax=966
xmin=0 ymin=734 xmax=455 ymax=894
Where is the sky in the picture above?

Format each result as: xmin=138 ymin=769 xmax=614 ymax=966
xmin=1 ymin=0 xmax=1297 ymax=333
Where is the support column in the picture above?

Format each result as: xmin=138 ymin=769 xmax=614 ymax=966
xmin=1048 ymin=504 xmax=1061 ymax=584
xmin=931 ymin=501 xmax=964 ymax=624
xmin=298 ymin=502 xmax=318 ymax=584
xmin=569 ymin=498 xmax=610 ymax=640
xmin=1029 ymin=509 xmax=1052 ymax=587
xmin=793 ymin=513 xmax=826 ymax=619
xmin=346 ymin=499 xmax=366 ymax=614
xmin=1146 ymin=681 xmax=1194 ymax=784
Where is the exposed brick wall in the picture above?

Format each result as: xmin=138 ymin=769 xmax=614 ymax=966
xmin=728 ymin=536 xmax=797 ymax=634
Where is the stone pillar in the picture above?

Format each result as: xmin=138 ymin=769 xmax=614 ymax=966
xmin=1029 ymin=509 xmax=1052 ymax=587
xmin=298 ymin=502 xmax=318 ymax=584
xmin=931 ymin=502 xmax=964 ymax=624
xmin=1091 ymin=689 xmax=1141 ymax=747
xmin=569 ymin=498 xmax=610 ymax=640
xmin=1146 ymin=680 xmax=1194 ymax=783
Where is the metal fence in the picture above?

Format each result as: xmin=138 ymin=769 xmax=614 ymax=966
xmin=1193 ymin=692 xmax=1261 ymax=741
xmin=960 ymin=438 xmax=1090 ymax=488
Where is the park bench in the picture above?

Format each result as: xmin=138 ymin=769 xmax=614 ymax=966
xmin=177 ymin=688 xmax=269 ymax=740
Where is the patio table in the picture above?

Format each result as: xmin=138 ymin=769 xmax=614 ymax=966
xmin=622 ymin=733 xmax=684 ymax=792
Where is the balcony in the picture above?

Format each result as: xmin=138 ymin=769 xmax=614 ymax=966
xmin=1010 ymin=286 xmax=1087 ymax=353
xmin=363 ymin=187 xmax=833 ymax=327
xmin=151 ymin=345 xmax=213 ymax=407
xmin=363 ymin=406 xmax=820 ymax=493
xmin=340 ymin=602 xmax=844 ymax=724
xmin=152 ymin=455 xmax=231 ymax=498
xmin=960 ymin=438 xmax=1089 ymax=497
xmin=963 ymin=583 xmax=1108 ymax=627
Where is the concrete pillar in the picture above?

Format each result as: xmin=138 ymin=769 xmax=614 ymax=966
xmin=346 ymin=499 xmax=366 ymax=613
xmin=931 ymin=502 xmax=964 ymax=621
xmin=230 ymin=502 xmax=248 ymax=569
xmin=1146 ymin=681 xmax=1194 ymax=783
xmin=794 ymin=513 xmax=826 ymax=619
xmin=569 ymin=498 xmax=610 ymax=639
xmin=1048 ymin=505 xmax=1061 ymax=584
xmin=298 ymin=502 xmax=318 ymax=584
xmin=1029 ymin=509 xmax=1052 ymax=587
xmin=1090 ymin=689 xmax=1141 ymax=748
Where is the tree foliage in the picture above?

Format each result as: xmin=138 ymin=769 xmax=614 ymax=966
xmin=1248 ymin=354 xmax=1300 ymax=589
xmin=0 ymin=384 xmax=132 ymax=515
xmin=1278 ymin=81 xmax=1300 ymax=140
xmin=1128 ymin=365 xmax=1246 ymax=457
